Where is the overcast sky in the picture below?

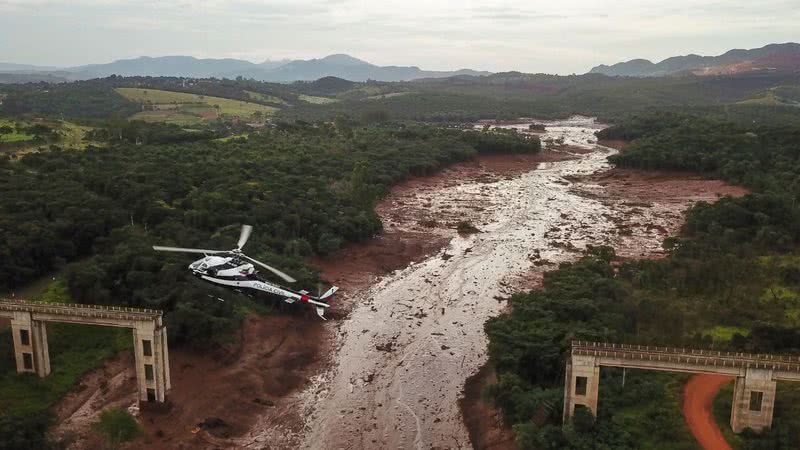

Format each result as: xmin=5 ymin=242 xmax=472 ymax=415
xmin=1 ymin=0 xmax=797 ymax=74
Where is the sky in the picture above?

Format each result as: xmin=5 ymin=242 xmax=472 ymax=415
xmin=0 ymin=0 xmax=798 ymax=74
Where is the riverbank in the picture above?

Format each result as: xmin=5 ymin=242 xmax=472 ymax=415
xmin=45 ymin=131 xmax=562 ymax=449
xmin=44 ymin=117 xmax=747 ymax=449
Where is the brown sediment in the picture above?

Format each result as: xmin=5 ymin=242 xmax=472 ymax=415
xmin=47 ymin=118 xmax=747 ymax=450
xmin=52 ymin=315 xmax=328 ymax=450
xmin=683 ymin=375 xmax=734 ymax=450
xmin=573 ymin=168 xmax=748 ymax=260
xmin=457 ymin=165 xmax=747 ymax=450
xmin=47 ymin=147 xmax=568 ymax=450
xmin=51 ymin=352 xmax=136 ymax=449
xmin=460 ymin=365 xmax=517 ymax=450
xmin=136 ymin=315 xmax=326 ymax=449
xmin=312 ymin=149 xmax=576 ymax=293
xmin=584 ymin=168 xmax=749 ymax=203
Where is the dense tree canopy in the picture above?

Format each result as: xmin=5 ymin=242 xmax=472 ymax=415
xmin=0 ymin=123 xmax=539 ymax=347
xmin=487 ymin=115 xmax=800 ymax=449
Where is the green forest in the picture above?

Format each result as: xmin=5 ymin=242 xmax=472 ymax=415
xmin=1 ymin=69 xmax=800 ymax=449
xmin=0 ymin=119 xmax=539 ymax=447
xmin=484 ymin=113 xmax=800 ymax=449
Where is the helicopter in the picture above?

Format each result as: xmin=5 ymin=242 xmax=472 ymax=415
xmin=153 ymin=225 xmax=337 ymax=320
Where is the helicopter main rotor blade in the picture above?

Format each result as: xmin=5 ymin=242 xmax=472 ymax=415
xmin=152 ymin=246 xmax=226 ymax=254
xmin=242 ymin=255 xmax=297 ymax=283
xmin=237 ymin=224 xmax=253 ymax=250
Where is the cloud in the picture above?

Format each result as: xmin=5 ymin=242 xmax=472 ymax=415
xmin=0 ymin=0 xmax=797 ymax=73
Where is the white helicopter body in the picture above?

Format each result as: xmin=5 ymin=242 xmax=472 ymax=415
xmin=154 ymin=226 xmax=337 ymax=319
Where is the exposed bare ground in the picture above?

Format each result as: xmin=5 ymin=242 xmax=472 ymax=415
xmin=683 ymin=375 xmax=735 ymax=450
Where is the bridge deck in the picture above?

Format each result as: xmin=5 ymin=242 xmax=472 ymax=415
xmin=572 ymin=341 xmax=800 ymax=377
xmin=0 ymin=299 xmax=162 ymax=324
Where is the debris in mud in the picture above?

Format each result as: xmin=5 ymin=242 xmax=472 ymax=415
xmin=456 ymin=221 xmax=481 ymax=235
xmin=418 ymin=219 xmax=439 ymax=228
xmin=528 ymin=123 xmax=546 ymax=132
xmin=197 ymin=417 xmax=232 ymax=437
xmin=549 ymin=240 xmax=580 ymax=252
xmin=441 ymin=253 xmax=453 ymax=261
xmin=645 ymin=223 xmax=668 ymax=233
xmin=253 ymin=398 xmax=275 ymax=407
xmin=375 ymin=341 xmax=395 ymax=352
xmin=441 ymin=345 xmax=451 ymax=350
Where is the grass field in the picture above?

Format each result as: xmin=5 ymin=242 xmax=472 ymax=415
xmin=739 ymin=88 xmax=800 ymax=107
xmin=0 ymin=119 xmax=35 ymax=143
xmin=115 ymin=88 xmax=278 ymax=122
xmin=702 ymin=325 xmax=750 ymax=343
xmin=0 ymin=119 xmax=99 ymax=156
xmin=245 ymin=90 xmax=287 ymax=105
xmin=366 ymin=92 xmax=413 ymax=100
xmin=298 ymin=94 xmax=339 ymax=104
xmin=129 ymin=110 xmax=206 ymax=126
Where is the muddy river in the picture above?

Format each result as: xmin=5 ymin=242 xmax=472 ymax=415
xmin=46 ymin=117 xmax=746 ymax=450
xmin=286 ymin=116 xmax=696 ymax=449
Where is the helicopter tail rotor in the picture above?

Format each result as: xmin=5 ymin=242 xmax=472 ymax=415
xmin=319 ymin=286 xmax=338 ymax=301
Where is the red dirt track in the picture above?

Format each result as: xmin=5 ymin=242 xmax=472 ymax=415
xmin=683 ymin=374 xmax=734 ymax=450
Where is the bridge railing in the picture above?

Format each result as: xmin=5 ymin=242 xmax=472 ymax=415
xmin=572 ymin=341 xmax=800 ymax=374
xmin=0 ymin=299 xmax=162 ymax=321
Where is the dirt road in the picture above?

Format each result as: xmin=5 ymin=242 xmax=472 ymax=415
xmin=684 ymin=375 xmax=734 ymax=450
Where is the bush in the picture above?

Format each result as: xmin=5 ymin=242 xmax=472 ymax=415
xmin=92 ymin=409 xmax=141 ymax=450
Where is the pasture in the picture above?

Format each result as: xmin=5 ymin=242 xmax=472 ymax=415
xmin=298 ymin=94 xmax=339 ymax=104
xmin=115 ymin=88 xmax=278 ymax=122
xmin=0 ymin=119 xmax=35 ymax=143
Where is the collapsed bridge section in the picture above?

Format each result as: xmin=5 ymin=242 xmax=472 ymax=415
xmin=0 ymin=299 xmax=170 ymax=403
xmin=564 ymin=341 xmax=800 ymax=433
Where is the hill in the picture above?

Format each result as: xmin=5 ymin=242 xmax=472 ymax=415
xmin=0 ymin=54 xmax=491 ymax=83
xmin=590 ymin=42 xmax=800 ymax=77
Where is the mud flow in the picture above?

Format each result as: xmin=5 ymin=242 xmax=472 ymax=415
xmin=52 ymin=117 xmax=745 ymax=450
xmin=275 ymin=116 xmax=743 ymax=450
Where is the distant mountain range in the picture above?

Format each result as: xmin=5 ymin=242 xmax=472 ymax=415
xmin=0 ymin=54 xmax=490 ymax=83
xmin=589 ymin=43 xmax=800 ymax=77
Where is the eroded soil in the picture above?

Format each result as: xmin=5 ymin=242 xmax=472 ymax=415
xmin=52 ymin=315 xmax=327 ymax=450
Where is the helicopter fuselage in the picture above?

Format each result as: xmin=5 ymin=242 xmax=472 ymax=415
xmin=188 ymin=254 xmax=335 ymax=317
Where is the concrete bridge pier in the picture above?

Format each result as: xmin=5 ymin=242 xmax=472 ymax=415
xmin=9 ymin=311 xmax=50 ymax=377
xmin=731 ymin=368 xmax=776 ymax=433
xmin=563 ymin=354 xmax=600 ymax=421
xmin=132 ymin=321 xmax=171 ymax=403
xmin=2 ymin=300 xmax=171 ymax=404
